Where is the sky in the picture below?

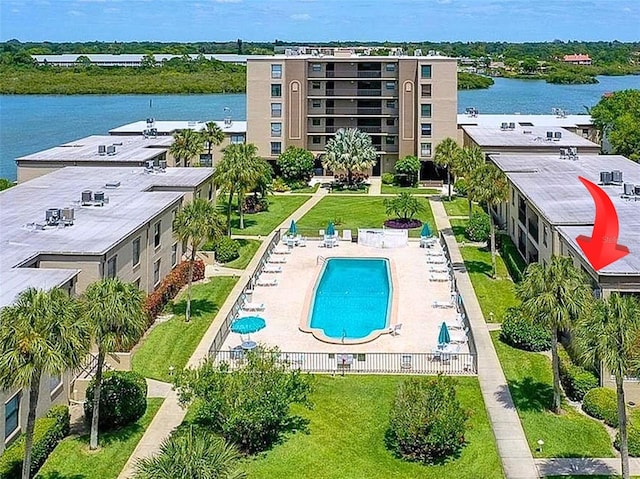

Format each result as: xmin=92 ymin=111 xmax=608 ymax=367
xmin=1 ymin=0 xmax=639 ymax=44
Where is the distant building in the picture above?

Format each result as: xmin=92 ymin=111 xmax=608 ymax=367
xmin=562 ymin=54 xmax=592 ymax=65
xmin=31 ymin=53 xmax=249 ymax=67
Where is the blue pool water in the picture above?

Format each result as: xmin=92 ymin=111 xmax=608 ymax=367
xmin=309 ymin=258 xmax=392 ymax=340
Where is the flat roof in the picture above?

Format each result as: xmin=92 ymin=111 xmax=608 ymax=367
xmin=109 ymin=120 xmax=247 ymax=135
xmin=457 ymin=113 xmax=593 ymax=128
xmin=0 ymin=166 xmax=212 ymax=307
xmin=462 ymin=125 xmax=599 ymax=148
xmin=248 ymin=54 xmax=455 ymax=61
xmin=17 ymin=135 xmax=172 ymax=164
xmin=490 ymin=154 xmax=640 ymax=275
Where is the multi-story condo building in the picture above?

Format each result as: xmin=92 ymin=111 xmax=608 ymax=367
xmin=0 ymin=165 xmax=214 ymax=453
xmin=247 ymin=48 xmax=458 ymax=180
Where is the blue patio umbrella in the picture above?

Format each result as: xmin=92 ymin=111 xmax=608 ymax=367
xmin=438 ymin=322 xmax=451 ymax=346
xmin=326 ymin=221 xmax=335 ymax=237
xmin=289 ymin=219 xmax=297 ymax=236
xmin=420 ymin=223 xmax=432 ymax=238
xmin=230 ymin=316 xmax=266 ymax=339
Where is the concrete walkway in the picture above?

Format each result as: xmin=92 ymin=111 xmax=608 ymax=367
xmin=430 ymin=197 xmax=539 ymax=479
xmin=146 ymin=379 xmax=172 ymax=398
xmin=118 ymin=188 xmax=328 ymax=478
xmin=368 ymin=177 xmax=382 ymax=195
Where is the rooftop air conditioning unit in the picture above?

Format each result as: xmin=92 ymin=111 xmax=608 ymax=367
xmin=145 ymin=160 xmax=155 ymax=171
xmin=635 ymin=185 xmax=640 ymax=196
xmin=146 ymin=117 xmax=155 ymax=126
xmin=611 ymin=170 xmax=623 ymax=184
xmin=546 ymin=131 xmax=554 ymax=140
xmin=623 ymin=183 xmax=635 ymax=196
xmin=106 ymin=145 xmax=116 ymax=155
xmin=159 ymin=159 xmax=167 ymax=170
xmin=600 ymin=171 xmax=613 ymax=185
xmin=81 ymin=190 xmax=93 ymax=205
xmin=554 ymin=131 xmax=562 ymax=140
xmin=508 ymin=122 xmax=516 ymax=129
xmin=98 ymin=145 xmax=106 ymax=155
xmin=93 ymin=191 xmax=105 ymax=205
xmin=45 ymin=208 xmax=61 ymax=226
xmin=414 ymin=49 xmax=423 ymax=56
xmin=523 ymin=130 xmax=532 ymax=134
xmin=559 ymin=148 xmax=568 ymax=158
xmin=61 ymin=208 xmax=74 ymax=226
xmin=500 ymin=122 xmax=508 ymax=130
xmin=105 ymin=181 xmax=121 ymax=189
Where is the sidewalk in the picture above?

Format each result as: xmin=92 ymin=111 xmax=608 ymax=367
xmin=368 ymin=177 xmax=381 ymax=195
xmin=430 ymin=197 xmax=539 ymax=479
xmin=118 ymin=188 xmax=327 ymax=478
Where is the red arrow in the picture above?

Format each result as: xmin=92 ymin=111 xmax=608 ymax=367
xmin=575 ymin=176 xmax=629 ymax=270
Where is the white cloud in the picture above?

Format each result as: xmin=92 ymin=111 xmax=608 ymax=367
xmin=290 ymin=13 xmax=311 ymax=20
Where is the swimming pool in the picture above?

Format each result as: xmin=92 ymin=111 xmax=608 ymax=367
xmin=307 ymin=258 xmax=393 ymax=342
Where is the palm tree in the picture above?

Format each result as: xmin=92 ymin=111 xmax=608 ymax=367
xmin=201 ymin=121 xmax=225 ymax=167
xmin=453 ymin=145 xmax=484 ymax=218
xmin=169 ymin=129 xmax=203 ymax=167
xmin=322 ymin=128 xmax=377 ymax=186
xmin=575 ymin=293 xmax=640 ymax=479
xmin=83 ymin=278 xmax=146 ymax=450
xmin=173 ymin=198 xmax=225 ymax=321
xmin=0 ymin=288 xmax=90 ymax=479
xmin=134 ymin=427 xmax=246 ymax=479
xmin=468 ymin=163 xmax=509 ymax=278
xmin=433 ymin=137 xmax=461 ymax=201
xmin=214 ymin=143 xmax=266 ymax=233
xmin=516 ymin=256 xmax=593 ymax=413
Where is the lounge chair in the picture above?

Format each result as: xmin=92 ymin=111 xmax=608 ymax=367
xmin=428 ymin=265 xmax=449 ymax=273
xmin=426 ymin=250 xmax=445 ymax=257
xmin=255 ymin=277 xmax=279 ymax=287
xmin=450 ymin=327 xmax=469 ymax=344
xmin=342 ymin=230 xmax=352 ymax=242
xmin=426 ymin=256 xmax=447 ymax=264
xmin=432 ymin=300 xmax=455 ymax=309
xmin=323 ymin=235 xmax=339 ymax=248
xmin=242 ymin=302 xmax=265 ymax=312
xmin=400 ymin=354 xmax=412 ymax=370
xmin=420 ymin=236 xmax=438 ymax=248
xmin=318 ymin=229 xmax=325 ymax=238
xmin=268 ymin=256 xmax=287 ymax=264
xmin=273 ymin=246 xmax=292 ymax=255
xmin=298 ymin=237 xmax=307 ymax=247
xmin=262 ymin=265 xmax=282 ymax=273
xmin=387 ymin=323 xmax=402 ymax=336
xmin=429 ymin=273 xmax=450 ymax=282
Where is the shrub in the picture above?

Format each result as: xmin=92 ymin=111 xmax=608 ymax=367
xmin=454 ymin=179 xmax=468 ymax=196
xmin=615 ymin=423 xmax=640 ymax=457
xmin=242 ymin=195 xmax=269 ymax=214
xmin=394 ymin=156 xmax=421 ymax=187
xmin=271 ymin=177 xmax=290 ymax=192
xmin=582 ymin=387 xmax=619 ymax=427
xmin=387 ymin=376 xmax=468 ymax=464
xmin=84 ymin=371 xmax=147 ymax=431
xmin=558 ymin=345 xmax=599 ymax=401
xmin=174 ymin=347 xmax=313 ymax=454
xmin=144 ymin=260 xmax=205 ymax=325
xmin=465 ymin=212 xmax=490 ymax=242
xmin=0 ymin=405 xmax=70 ymax=478
xmin=276 ymin=146 xmax=314 ymax=182
xmin=383 ymin=192 xmax=424 ymax=222
xmin=500 ymin=307 xmax=551 ymax=352
xmin=213 ymin=237 xmax=240 ymax=263
xmin=381 ymin=172 xmax=395 ymax=185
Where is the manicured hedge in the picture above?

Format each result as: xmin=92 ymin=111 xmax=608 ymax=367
xmin=499 ymin=307 xmax=551 ymax=352
xmin=558 ymin=345 xmax=599 ymax=401
xmin=213 ymin=237 xmax=240 ymax=263
xmin=582 ymin=387 xmax=619 ymax=427
xmin=84 ymin=371 xmax=148 ymax=431
xmin=144 ymin=260 xmax=205 ymax=325
xmin=0 ymin=405 xmax=70 ymax=479
xmin=465 ymin=212 xmax=490 ymax=242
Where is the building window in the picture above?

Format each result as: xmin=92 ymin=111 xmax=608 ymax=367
xmin=271 ymin=122 xmax=282 ymax=137
xmin=311 ymin=99 xmax=321 ymax=108
xmin=385 ymin=136 xmax=396 ymax=145
xmin=271 ymin=84 xmax=282 ymax=97
xmin=106 ymin=256 xmax=117 ymax=279
xmin=421 ymin=64 xmax=432 ymax=78
xmin=208 ymin=184 xmax=213 ymax=201
xmin=386 ymin=100 xmax=397 ymax=108
xmin=543 ymin=225 xmax=549 ymax=247
xmin=385 ymin=63 xmax=396 ymax=72
xmin=153 ymin=259 xmax=161 ymax=287
xmin=511 ymin=189 xmax=515 ymax=206
xmin=312 ymin=118 xmax=321 ymax=126
xmin=386 ymin=118 xmax=395 ymax=126
xmin=132 ymin=237 xmax=141 ymax=267
xmin=385 ymin=81 xmax=395 ymax=90
xmin=5 ymin=393 xmax=20 ymax=440
xmin=171 ymin=243 xmax=178 ymax=267
xmin=271 ymin=64 xmax=282 ymax=79
xmin=312 ymin=136 xmax=321 ymax=144
xmin=230 ymin=134 xmax=244 ymax=144
xmin=270 ymin=142 xmax=282 ymax=156
xmin=421 ymin=104 xmax=432 ymax=118
xmin=421 ymin=123 xmax=432 ymax=136
xmin=311 ymin=63 xmax=322 ymax=72
xmin=270 ymin=103 xmax=282 ymax=117
xmin=421 ymin=84 xmax=432 ymax=97
xmin=154 ymin=221 xmax=161 ymax=248
xmin=311 ymin=81 xmax=321 ymax=90
xmin=511 ymin=218 xmax=515 ymax=235
xmin=49 ymin=375 xmax=62 ymax=395
xmin=420 ymin=142 xmax=432 ymax=157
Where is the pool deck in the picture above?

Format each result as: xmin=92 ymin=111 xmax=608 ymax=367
xmin=220 ymin=238 xmax=468 ymax=355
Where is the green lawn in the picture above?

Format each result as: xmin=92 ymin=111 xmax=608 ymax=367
xmin=459 ymin=246 xmax=519 ymax=322
xmin=380 ymin=185 xmax=440 ymax=195
xmin=227 ymin=195 xmax=311 ymax=236
xmin=242 ymin=375 xmax=504 ymax=479
xmin=441 ymin=197 xmax=483 ymax=217
xmin=450 ymin=218 xmax=468 ymax=244
xmin=132 ymin=277 xmax=238 ymax=382
xmin=329 ymin=186 xmax=369 ymax=194
xmin=296 ymin=197 xmax=437 ymax=238
xmin=36 ymin=398 xmax=163 ymax=479
xmin=492 ymin=332 xmax=615 ymax=458
xmin=224 ymin=239 xmax=261 ymax=269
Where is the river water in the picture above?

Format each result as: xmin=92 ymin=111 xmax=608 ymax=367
xmin=1 ymin=75 xmax=638 ymax=180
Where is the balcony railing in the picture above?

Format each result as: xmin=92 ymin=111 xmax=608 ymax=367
xmin=325 ymin=70 xmax=382 ymax=78
xmin=323 ymin=107 xmax=384 ymax=115
xmin=313 ymin=126 xmax=396 ymax=134
xmin=322 ymin=89 xmax=385 ymax=97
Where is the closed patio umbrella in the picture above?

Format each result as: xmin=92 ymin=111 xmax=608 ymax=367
xmin=438 ymin=321 xmax=451 ymax=346
xmin=289 ymin=220 xmax=297 ymax=236
xmin=326 ymin=221 xmax=335 ymax=237
xmin=420 ymin=223 xmax=432 ymax=238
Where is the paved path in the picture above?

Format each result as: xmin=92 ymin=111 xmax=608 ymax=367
xmin=535 ymin=457 xmax=640 ymax=477
xmin=146 ymin=379 xmax=172 ymax=398
xmin=430 ymin=197 xmax=539 ymax=479
xmin=118 ymin=187 xmax=327 ymax=478
xmin=368 ymin=177 xmax=381 ymax=195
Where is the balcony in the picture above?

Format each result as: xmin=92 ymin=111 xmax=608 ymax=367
xmin=324 ymin=107 xmax=384 ymax=115
xmin=325 ymin=71 xmax=382 ymax=78
xmin=308 ymin=88 xmax=399 ymax=98
xmin=308 ymin=125 xmax=398 ymax=134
